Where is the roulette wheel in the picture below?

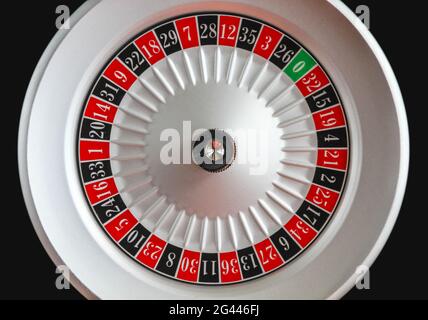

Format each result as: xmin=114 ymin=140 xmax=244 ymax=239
xmin=18 ymin=0 xmax=409 ymax=299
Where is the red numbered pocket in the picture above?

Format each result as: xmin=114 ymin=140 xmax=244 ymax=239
xmin=79 ymin=140 xmax=110 ymax=162
xmin=219 ymin=15 xmax=240 ymax=47
xmin=105 ymin=210 xmax=138 ymax=242
xmin=135 ymin=31 xmax=165 ymax=65
xmin=84 ymin=96 xmax=118 ymax=123
xmin=103 ymin=59 xmax=137 ymax=90
xmin=254 ymin=239 xmax=283 ymax=272
xmin=137 ymin=235 xmax=166 ymax=269
xmin=84 ymin=177 xmax=118 ymax=204
xmin=313 ymin=105 xmax=346 ymax=130
xmin=176 ymin=250 xmax=201 ymax=282
xmin=285 ymin=216 xmax=317 ymax=248
xmin=306 ymin=184 xmax=340 ymax=213
xmin=220 ymin=251 xmax=242 ymax=283
xmin=317 ymin=148 xmax=348 ymax=171
xmin=254 ymin=26 xmax=282 ymax=59
xmin=296 ymin=66 xmax=330 ymax=97
xmin=175 ymin=16 xmax=199 ymax=49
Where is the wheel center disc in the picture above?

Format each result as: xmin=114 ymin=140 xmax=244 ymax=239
xmin=143 ymin=82 xmax=283 ymax=219
xmin=193 ymin=129 xmax=236 ymax=173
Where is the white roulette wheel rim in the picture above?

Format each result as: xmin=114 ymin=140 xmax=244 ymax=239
xmin=18 ymin=0 xmax=409 ymax=299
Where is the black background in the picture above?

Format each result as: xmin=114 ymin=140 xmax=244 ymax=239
xmin=3 ymin=0 xmax=426 ymax=300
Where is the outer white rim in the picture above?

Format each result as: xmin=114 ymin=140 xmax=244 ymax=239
xmin=18 ymin=0 xmax=101 ymax=299
xmin=326 ymin=0 xmax=409 ymax=299
xmin=18 ymin=0 xmax=409 ymax=300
